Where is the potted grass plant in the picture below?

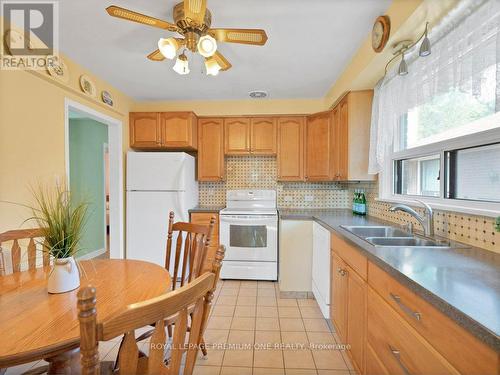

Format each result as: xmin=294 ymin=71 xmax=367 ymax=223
xmin=495 ymin=217 xmax=500 ymax=233
xmin=30 ymin=182 xmax=88 ymax=294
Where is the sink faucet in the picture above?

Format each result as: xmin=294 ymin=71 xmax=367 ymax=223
xmin=389 ymin=200 xmax=434 ymax=237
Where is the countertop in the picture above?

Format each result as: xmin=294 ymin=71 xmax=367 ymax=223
xmin=279 ymin=208 xmax=500 ymax=351
xmin=189 ymin=206 xmax=224 ymax=213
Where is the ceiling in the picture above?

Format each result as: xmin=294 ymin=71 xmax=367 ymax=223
xmin=59 ymin=0 xmax=391 ymax=101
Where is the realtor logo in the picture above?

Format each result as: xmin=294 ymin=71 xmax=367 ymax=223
xmin=1 ymin=0 xmax=59 ymax=70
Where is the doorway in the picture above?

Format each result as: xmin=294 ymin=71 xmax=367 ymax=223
xmin=65 ymin=99 xmax=124 ymax=259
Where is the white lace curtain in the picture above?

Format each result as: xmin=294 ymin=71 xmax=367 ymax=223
xmin=368 ymin=0 xmax=500 ymax=174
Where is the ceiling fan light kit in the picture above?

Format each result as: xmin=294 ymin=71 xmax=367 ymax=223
xmin=106 ymin=0 xmax=268 ymax=76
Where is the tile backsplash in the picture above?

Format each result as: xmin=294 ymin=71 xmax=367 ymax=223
xmin=199 ymin=156 xmax=499 ymax=253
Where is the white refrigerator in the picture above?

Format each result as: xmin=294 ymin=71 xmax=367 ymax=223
xmin=126 ymin=152 xmax=198 ymax=266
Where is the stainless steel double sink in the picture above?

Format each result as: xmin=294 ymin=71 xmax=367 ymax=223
xmin=341 ymin=225 xmax=458 ymax=248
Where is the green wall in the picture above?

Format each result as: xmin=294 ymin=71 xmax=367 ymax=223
xmin=69 ymin=117 xmax=108 ymax=256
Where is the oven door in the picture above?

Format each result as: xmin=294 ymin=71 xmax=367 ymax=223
xmin=219 ymin=215 xmax=277 ymax=262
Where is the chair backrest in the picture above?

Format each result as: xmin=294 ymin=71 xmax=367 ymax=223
xmin=0 ymin=228 xmax=50 ymax=275
xmin=78 ymin=271 xmax=216 ymax=375
xmin=165 ymin=211 xmax=216 ymax=290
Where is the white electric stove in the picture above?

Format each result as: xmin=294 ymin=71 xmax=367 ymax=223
xmin=219 ymin=190 xmax=278 ymax=280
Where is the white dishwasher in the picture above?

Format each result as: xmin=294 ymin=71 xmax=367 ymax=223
xmin=312 ymin=222 xmax=331 ymax=318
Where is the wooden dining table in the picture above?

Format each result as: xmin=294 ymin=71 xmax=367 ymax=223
xmin=0 ymin=259 xmax=171 ymax=374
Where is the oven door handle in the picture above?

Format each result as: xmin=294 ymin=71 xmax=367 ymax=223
xmin=220 ymin=215 xmax=276 ymax=223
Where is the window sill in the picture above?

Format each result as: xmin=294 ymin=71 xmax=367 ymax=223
xmin=375 ymin=197 xmax=500 ymax=218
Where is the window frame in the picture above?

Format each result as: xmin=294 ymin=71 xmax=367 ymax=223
xmin=379 ymin=126 xmax=500 ymax=217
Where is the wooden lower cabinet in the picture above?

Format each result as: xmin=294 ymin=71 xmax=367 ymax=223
xmin=346 ymin=266 xmax=366 ymax=374
xmin=189 ymin=212 xmax=219 ymax=270
xmin=367 ymin=287 xmax=459 ymax=375
xmin=330 ymin=252 xmax=348 ymax=339
xmin=365 ymin=342 xmax=389 ymax=375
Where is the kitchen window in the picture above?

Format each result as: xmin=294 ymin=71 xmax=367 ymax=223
xmin=371 ymin=0 xmax=500 ymax=216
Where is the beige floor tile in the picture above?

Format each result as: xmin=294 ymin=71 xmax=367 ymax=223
xmin=303 ymin=319 xmax=331 ymax=333
xmin=311 ymin=350 xmax=347 ymax=370
xmin=254 ymin=349 xmax=284 ymax=368
xmin=278 ymin=306 xmax=301 ymax=318
xmin=240 ymin=281 xmax=258 ymax=289
xmin=255 ymin=317 xmax=280 ymax=331
xmin=217 ymin=295 xmax=238 ymax=306
xmin=280 ymin=331 xmax=309 ymax=347
xmin=283 ymin=350 xmax=316 ymax=369
xmin=317 ymin=370 xmax=350 ymax=375
xmin=285 ymin=369 xmax=318 ymax=375
xmin=258 ymin=288 xmax=276 ymax=297
xmin=197 ymin=349 xmax=225 ymax=366
xmin=223 ymin=280 xmax=241 ymax=288
xmin=256 ymin=306 xmax=279 ymax=318
xmin=231 ymin=317 xmax=255 ymax=331
xmin=234 ymin=305 xmax=256 ymax=317
xmin=222 ymin=348 xmax=254 ymax=367
xmin=279 ymin=318 xmax=305 ymax=332
xmin=220 ymin=288 xmax=239 ymax=296
xmin=277 ymin=299 xmax=298 ymax=307
xmin=258 ymin=281 xmax=276 ymax=289
xmin=255 ymin=330 xmax=282 ymax=345
xmin=306 ymin=332 xmax=336 ymax=345
xmin=204 ymin=329 xmax=230 ymax=345
xmin=254 ymin=368 xmax=285 ymax=375
xmin=220 ymin=366 xmax=252 ymax=375
xmin=227 ymin=330 xmax=255 ymax=345
xmin=297 ymin=299 xmax=319 ymax=307
xmin=212 ymin=305 xmax=236 ymax=317
xmin=257 ymin=296 xmax=278 ymax=306
xmin=238 ymin=288 xmax=258 ymax=296
xmin=193 ymin=365 xmax=221 ymax=375
xmin=208 ymin=316 xmax=233 ymax=330
xmin=237 ymin=295 xmax=257 ymax=306
xmin=299 ymin=306 xmax=324 ymax=319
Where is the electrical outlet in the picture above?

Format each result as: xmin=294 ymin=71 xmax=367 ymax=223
xmin=304 ymin=195 xmax=314 ymax=202
xmin=284 ymin=196 xmax=292 ymax=202
xmin=208 ymin=189 xmax=215 ymax=196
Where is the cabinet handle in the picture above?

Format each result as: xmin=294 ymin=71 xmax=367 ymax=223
xmin=390 ymin=293 xmax=422 ymax=321
xmin=337 ymin=268 xmax=347 ymax=276
xmin=389 ymin=346 xmax=412 ymax=375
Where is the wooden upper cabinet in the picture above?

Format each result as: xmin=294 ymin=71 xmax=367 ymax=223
xmin=224 ymin=118 xmax=250 ymax=155
xmin=160 ymin=112 xmax=197 ymax=150
xmin=277 ymin=117 xmax=305 ymax=181
xmin=250 ymin=117 xmax=277 ymax=155
xmin=331 ymin=91 xmax=375 ymax=181
xmin=305 ymin=110 xmax=332 ymax=181
xmin=130 ymin=112 xmax=161 ymax=148
xmin=198 ymin=118 xmax=224 ymax=181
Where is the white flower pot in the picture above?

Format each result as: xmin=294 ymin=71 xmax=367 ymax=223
xmin=47 ymin=256 xmax=80 ymax=294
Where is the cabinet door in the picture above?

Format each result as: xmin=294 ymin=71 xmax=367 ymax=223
xmin=130 ymin=112 xmax=161 ymax=148
xmin=160 ymin=112 xmax=197 ymax=149
xmin=346 ymin=265 xmax=366 ymax=374
xmin=305 ymin=111 xmax=332 ymax=181
xmin=277 ymin=117 xmax=305 ymax=181
xmin=250 ymin=117 xmax=277 ymax=155
xmin=337 ymin=98 xmax=349 ymax=180
xmin=198 ymin=118 xmax=224 ymax=181
xmin=331 ymin=252 xmax=348 ymax=339
xmin=224 ymin=118 xmax=250 ymax=155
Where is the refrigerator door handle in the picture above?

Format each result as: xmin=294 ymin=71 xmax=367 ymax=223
xmin=176 ymin=191 xmax=188 ymax=222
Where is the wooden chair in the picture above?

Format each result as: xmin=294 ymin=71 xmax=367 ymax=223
xmin=0 ymin=228 xmax=50 ymax=275
xmin=78 ymin=272 xmax=216 ymax=375
xmin=165 ymin=211 xmax=216 ymax=289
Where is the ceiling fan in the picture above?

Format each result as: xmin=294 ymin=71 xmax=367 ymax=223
xmin=106 ymin=0 xmax=268 ymax=76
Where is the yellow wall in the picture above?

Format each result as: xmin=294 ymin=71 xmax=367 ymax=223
xmin=0 ymin=56 xmax=132 ymax=232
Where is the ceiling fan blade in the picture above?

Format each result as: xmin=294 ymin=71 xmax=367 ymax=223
xmin=147 ymin=49 xmax=166 ymax=61
xmin=208 ymin=28 xmax=268 ymax=46
xmin=106 ymin=5 xmax=178 ymax=32
xmin=213 ymin=51 xmax=232 ymax=71
xmin=183 ymin=0 xmax=207 ymax=26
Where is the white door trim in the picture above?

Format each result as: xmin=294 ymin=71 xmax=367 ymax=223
xmin=64 ymin=98 xmax=124 ymax=259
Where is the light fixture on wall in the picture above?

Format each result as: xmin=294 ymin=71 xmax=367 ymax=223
xmin=384 ymin=22 xmax=431 ymax=77
xmin=173 ymin=51 xmax=190 ymax=75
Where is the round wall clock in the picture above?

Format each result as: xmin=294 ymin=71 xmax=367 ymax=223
xmin=372 ymin=15 xmax=391 ymax=53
